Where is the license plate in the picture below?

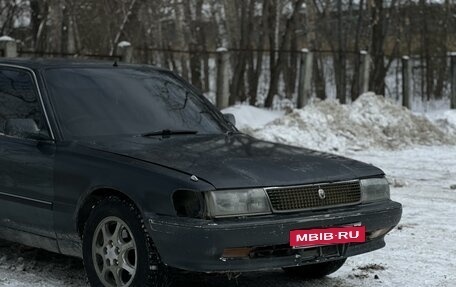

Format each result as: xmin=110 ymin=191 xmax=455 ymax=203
xmin=290 ymin=226 xmax=366 ymax=248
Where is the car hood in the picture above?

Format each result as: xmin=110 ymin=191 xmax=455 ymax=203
xmin=79 ymin=134 xmax=384 ymax=189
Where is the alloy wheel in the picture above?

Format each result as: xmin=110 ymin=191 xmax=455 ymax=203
xmin=92 ymin=216 xmax=137 ymax=287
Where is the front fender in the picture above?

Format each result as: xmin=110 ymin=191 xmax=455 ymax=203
xmin=53 ymin=143 xmax=214 ymax=257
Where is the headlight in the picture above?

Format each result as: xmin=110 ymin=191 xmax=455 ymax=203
xmin=361 ymin=177 xmax=390 ymax=203
xmin=205 ymin=189 xmax=272 ymax=218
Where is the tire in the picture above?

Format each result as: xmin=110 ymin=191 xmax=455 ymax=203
xmin=82 ymin=196 xmax=171 ymax=287
xmin=283 ymin=259 xmax=347 ymax=279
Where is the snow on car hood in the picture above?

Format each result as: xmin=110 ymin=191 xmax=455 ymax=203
xmin=80 ymin=133 xmax=384 ymax=189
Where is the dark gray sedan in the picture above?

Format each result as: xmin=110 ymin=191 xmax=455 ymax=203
xmin=0 ymin=59 xmax=401 ymax=287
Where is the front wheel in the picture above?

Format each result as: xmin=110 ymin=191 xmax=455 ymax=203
xmin=283 ymin=259 xmax=347 ymax=279
xmin=82 ymin=197 xmax=171 ymax=287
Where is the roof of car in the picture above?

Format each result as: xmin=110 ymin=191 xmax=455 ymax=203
xmin=0 ymin=57 xmax=166 ymax=71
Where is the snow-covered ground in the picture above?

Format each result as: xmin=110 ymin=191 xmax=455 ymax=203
xmin=222 ymin=104 xmax=285 ymax=130
xmin=1 ymin=146 xmax=454 ymax=287
xmin=0 ymin=94 xmax=455 ymax=286
xmin=336 ymin=146 xmax=456 ymax=287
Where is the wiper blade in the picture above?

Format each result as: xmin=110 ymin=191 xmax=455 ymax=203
xmin=140 ymin=129 xmax=198 ymax=138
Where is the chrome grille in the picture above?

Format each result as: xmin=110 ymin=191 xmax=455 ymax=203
xmin=266 ymin=180 xmax=361 ymax=212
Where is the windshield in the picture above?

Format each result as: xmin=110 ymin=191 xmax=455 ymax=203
xmin=44 ymin=67 xmax=230 ymax=139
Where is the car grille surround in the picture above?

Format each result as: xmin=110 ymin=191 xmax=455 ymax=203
xmin=265 ymin=180 xmax=361 ymax=212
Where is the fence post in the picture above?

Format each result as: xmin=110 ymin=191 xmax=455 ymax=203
xmin=117 ymin=41 xmax=133 ymax=63
xmin=0 ymin=36 xmax=17 ymax=58
xmin=297 ymin=48 xmax=313 ymax=109
xmin=359 ymin=50 xmax=370 ymax=94
xmin=451 ymin=53 xmax=456 ymax=109
xmin=216 ymin=47 xmax=229 ymax=109
xmin=401 ymin=56 xmax=412 ymax=109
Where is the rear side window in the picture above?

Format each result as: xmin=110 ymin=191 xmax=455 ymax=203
xmin=0 ymin=68 xmax=46 ymax=134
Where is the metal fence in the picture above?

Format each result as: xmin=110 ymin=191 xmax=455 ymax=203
xmin=1 ymin=38 xmax=455 ymax=111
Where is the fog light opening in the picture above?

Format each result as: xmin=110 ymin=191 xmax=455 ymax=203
xmin=221 ymin=247 xmax=253 ymax=259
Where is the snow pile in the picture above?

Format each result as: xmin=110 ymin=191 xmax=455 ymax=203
xmin=426 ymin=110 xmax=456 ymax=135
xmin=222 ymin=104 xmax=285 ymax=130
xmin=246 ymin=93 xmax=455 ymax=152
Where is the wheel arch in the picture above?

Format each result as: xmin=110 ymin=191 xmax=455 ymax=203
xmin=76 ymin=187 xmax=141 ymax=238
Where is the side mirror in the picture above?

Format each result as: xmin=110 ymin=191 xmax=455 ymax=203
xmin=4 ymin=119 xmax=50 ymax=141
xmin=223 ymin=113 xmax=236 ymax=126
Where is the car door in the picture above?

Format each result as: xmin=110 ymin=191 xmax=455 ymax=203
xmin=0 ymin=66 xmax=56 ymax=238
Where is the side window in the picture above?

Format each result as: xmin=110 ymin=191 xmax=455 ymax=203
xmin=0 ymin=68 xmax=47 ymax=137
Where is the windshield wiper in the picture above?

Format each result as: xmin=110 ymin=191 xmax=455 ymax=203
xmin=140 ymin=129 xmax=198 ymax=138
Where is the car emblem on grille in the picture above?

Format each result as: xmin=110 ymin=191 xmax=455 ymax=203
xmin=318 ymin=188 xmax=326 ymax=200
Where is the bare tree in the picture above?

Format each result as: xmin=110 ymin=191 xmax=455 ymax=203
xmin=369 ymin=0 xmax=388 ymax=96
xmin=247 ymin=0 xmax=268 ymax=105
xmin=184 ymin=0 xmax=204 ymax=90
xmin=2 ymin=0 xmax=455 ymax=107
xmin=0 ymin=0 xmax=20 ymax=36
xmin=265 ymin=0 xmax=304 ymax=108
xmin=109 ymin=0 xmax=138 ymax=56
xmin=350 ymin=0 xmax=366 ymax=101
xmin=223 ymin=0 xmax=246 ymax=104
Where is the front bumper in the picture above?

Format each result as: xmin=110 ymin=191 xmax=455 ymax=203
xmin=146 ymin=200 xmax=402 ymax=272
